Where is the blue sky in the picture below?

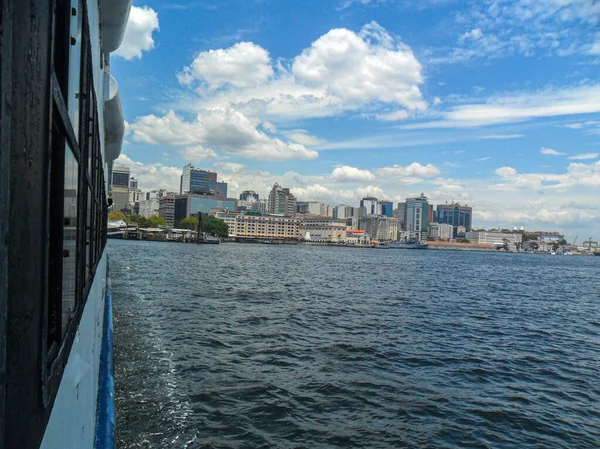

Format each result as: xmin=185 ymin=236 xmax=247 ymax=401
xmin=111 ymin=0 xmax=600 ymax=239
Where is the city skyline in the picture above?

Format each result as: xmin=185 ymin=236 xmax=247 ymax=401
xmin=111 ymin=0 xmax=599 ymax=239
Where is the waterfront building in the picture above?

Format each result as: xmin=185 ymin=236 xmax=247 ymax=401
xmin=111 ymin=165 xmax=130 ymax=212
xmin=380 ymin=201 xmax=394 ymax=218
xmin=404 ymin=194 xmax=429 ymax=241
xmin=429 ymin=223 xmax=453 ymax=241
xmin=359 ymin=216 xmax=397 ymax=241
xmin=173 ymin=193 xmax=237 ymax=227
xmin=214 ymin=211 xmax=300 ymax=239
xmin=466 ymin=231 xmax=522 ymax=245
xmin=268 ymin=183 xmax=297 ymax=217
xmin=240 ymin=190 xmax=260 ymax=201
xmin=159 ymin=196 xmax=176 ymax=228
xmin=436 ymin=202 xmax=473 ymax=237
xmin=298 ymin=214 xmax=347 ymax=242
xmin=345 ymin=230 xmax=371 ymax=246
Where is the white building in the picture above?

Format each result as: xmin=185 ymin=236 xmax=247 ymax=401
xmin=298 ymin=214 xmax=347 ymax=242
xmin=214 ymin=211 xmax=299 ymax=239
xmin=268 ymin=183 xmax=297 ymax=217
xmin=345 ymin=230 xmax=370 ymax=245
xmin=466 ymin=231 xmax=522 ymax=245
xmin=429 ymin=223 xmax=453 ymax=241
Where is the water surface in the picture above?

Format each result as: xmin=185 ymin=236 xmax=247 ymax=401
xmin=109 ymin=240 xmax=600 ymax=448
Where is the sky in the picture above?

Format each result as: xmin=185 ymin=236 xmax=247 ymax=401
xmin=111 ymin=0 xmax=600 ymax=240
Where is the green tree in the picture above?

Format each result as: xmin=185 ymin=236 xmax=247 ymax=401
xmin=180 ymin=216 xmax=199 ymax=230
xmin=202 ymin=215 xmax=229 ymax=238
xmin=148 ymin=214 xmax=166 ymax=227
xmin=108 ymin=210 xmax=126 ymax=221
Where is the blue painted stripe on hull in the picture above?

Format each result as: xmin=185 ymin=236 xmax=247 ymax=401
xmin=96 ymin=259 xmax=115 ymax=448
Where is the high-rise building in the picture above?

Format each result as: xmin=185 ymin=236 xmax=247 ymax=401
xmin=394 ymin=202 xmax=406 ymax=231
xmin=404 ymin=194 xmax=429 ymax=241
xmin=180 ymin=164 xmax=224 ymax=195
xmin=436 ymin=202 xmax=473 ymax=237
xmin=268 ymin=183 xmax=296 ymax=217
xmin=173 ymin=193 xmax=237 ymax=227
xmin=380 ymin=200 xmax=393 ymax=217
xmin=111 ymin=165 xmax=130 ymax=212
xmin=159 ymin=196 xmax=176 ymax=228
xmin=240 ymin=190 xmax=260 ymax=201
xmin=360 ymin=197 xmax=380 ymax=216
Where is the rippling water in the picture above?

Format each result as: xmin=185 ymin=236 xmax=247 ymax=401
xmin=108 ymin=240 xmax=600 ymax=448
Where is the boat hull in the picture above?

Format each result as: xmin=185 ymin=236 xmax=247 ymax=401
xmin=386 ymin=243 xmax=429 ymax=249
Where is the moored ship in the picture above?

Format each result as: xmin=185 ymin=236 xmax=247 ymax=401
xmin=1 ymin=0 xmax=130 ymax=447
xmin=386 ymin=238 xmax=429 ymax=250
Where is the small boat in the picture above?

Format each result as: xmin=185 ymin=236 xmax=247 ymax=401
xmin=563 ymin=251 xmax=573 ymax=255
xmin=386 ymin=238 xmax=429 ymax=250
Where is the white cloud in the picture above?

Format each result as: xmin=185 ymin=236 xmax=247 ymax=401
xmin=331 ymin=166 xmax=376 ymax=182
xmin=402 ymin=84 xmax=600 ymax=129
xmin=175 ymin=22 xmax=427 ymax=122
xmin=180 ymin=145 xmax=218 ymax=162
xmin=115 ymin=154 xmax=181 ymax=191
xmin=292 ymin=22 xmax=426 ymax=110
xmin=376 ymin=162 xmax=441 ymax=178
xmin=458 ymin=28 xmax=484 ymax=43
xmin=283 ymin=129 xmax=323 ymax=146
xmin=214 ymin=161 xmax=246 ymax=173
xmin=482 ymin=134 xmax=524 ymax=139
xmin=131 ymin=107 xmax=318 ymax=161
xmin=429 ymin=0 xmax=600 ymax=64
xmin=495 ymin=166 xmax=518 ymax=179
xmin=177 ymin=42 xmax=274 ymax=89
xmin=569 ymin=153 xmax=599 ymax=160
xmin=114 ymin=6 xmax=159 ymax=60
xmin=376 ymin=110 xmax=409 ymax=121
xmin=477 ymin=157 xmax=492 ymax=161
xmin=541 ymin=147 xmax=566 ymax=156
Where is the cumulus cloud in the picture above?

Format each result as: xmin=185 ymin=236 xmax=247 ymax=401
xmin=331 ymin=166 xmax=376 ymax=182
xmin=494 ymin=161 xmax=600 ymax=190
xmin=115 ymin=154 xmax=180 ymax=191
xmin=177 ymin=42 xmax=274 ymax=89
xmin=114 ymin=6 xmax=159 ymax=60
xmin=292 ymin=22 xmax=426 ymax=110
xmin=174 ymin=22 xmax=426 ymax=121
xmin=376 ymin=162 xmax=441 ymax=179
xmin=180 ymin=145 xmax=218 ymax=162
xmin=131 ymin=108 xmax=318 ymax=161
xmin=541 ymin=147 xmax=566 ymax=156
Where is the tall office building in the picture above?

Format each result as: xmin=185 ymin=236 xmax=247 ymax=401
xmin=111 ymin=165 xmax=130 ymax=212
xmin=180 ymin=163 xmax=224 ymax=195
xmin=240 ymin=190 xmax=260 ymax=201
xmin=404 ymin=194 xmax=429 ymax=241
xmin=360 ymin=197 xmax=381 ymax=216
xmin=436 ymin=202 xmax=473 ymax=237
xmin=380 ymin=200 xmax=393 ymax=217
xmin=394 ymin=202 xmax=406 ymax=231
xmin=268 ymin=183 xmax=297 ymax=217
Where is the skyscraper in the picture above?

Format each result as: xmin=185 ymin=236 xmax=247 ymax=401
xmin=404 ymin=194 xmax=429 ymax=241
xmin=380 ymin=200 xmax=393 ymax=217
xmin=360 ymin=197 xmax=380 ymax=216
xmin=180 ymin=164 xmax=224 ymax=195
xmin=240 ymin=190 xmax=260 ymax=201
xmin=436 ymin=202 xmax=473 ymax=237
xmin=111 ymin=165 xmax=130 ymax=212
xmin=268 ymin=183 xmax=297 ymax=217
